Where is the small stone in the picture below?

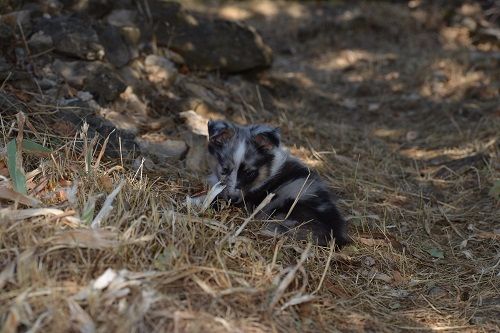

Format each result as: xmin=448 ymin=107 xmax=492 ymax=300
xmin=77 ymin=91 xmax=94 ymax=102
xmin=362 ymin=256 xmax=376 ymax=267
xmin=0 ymin=23 xmax=14 ymax=51
xmin=84 ymin=66 xmax=126 ymax=105
xmin=161 ymin=48 xmax=185 ymax=65
xmin=1 ymin=10 xmax=32 ymax=33
xmin=96 ymin=24 xmax=131 ymax=67
xmin=179 ymin=110 xmax=209 ymax=136
xmin=28 ymin=31 xmax=53 ymax=54
xmin=178 ymin=110 xmax=209 ymax=172
xmin=144 ymin=54 xmax=177 ymax=86
xmin=106 ymin=9 xmax=137 ymax=27
xmin=428 ymin=286 xmax=447 ymax=297
xmin=52 ymin=59 xmax=125 ymax=104
xmin=406 ymin=131 xmax=418 ymax=141
xmin=368 ymin=103 xmax=380 ymax=112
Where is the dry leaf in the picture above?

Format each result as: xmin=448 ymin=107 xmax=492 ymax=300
xmin=0 ymin=185 xmax=41 ymax=207
xmin=47 ymin=229 xmax=119 ymax=249
xmin=98 ymin=174 xmax=114 ymax=193
xmin=0 ymin=261 xmax=16 ymax=289
xmin=392 ymin=270 xmax=404 ymax=285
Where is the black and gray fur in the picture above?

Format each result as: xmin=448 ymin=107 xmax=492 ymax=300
xmin=207 ymin=120 xmax=349 ymax=247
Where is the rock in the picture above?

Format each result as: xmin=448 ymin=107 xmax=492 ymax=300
xmin=0 ymin=57 xmax=11 ymax=73
xmin=56 ymin=98 xmax=137 ymax=158
xmin=362 ymin=256 xmax=376 ymax=267
xmin=36 ymin=16 xmax=105 ymax=60
xmin=53 ymin=60 xmax=126 ymax=104
xmin=59 ymin=0 xmax=110 ymax=17
xmin=136 ymin=138 xmax=188 ymax=163
xmin=161 ymin=49 xmax=185 ymax=65
xmin=179 ymin=110 xmax=209 ymax=172
xmin=0 ymin=23 xmax=14 ymax=52
xmin=28 ymin=31 xmax=53 ymax=54
xmin=0 ymin=10 xmax=32 ymax=33
xmin=144 ymin=54 xmax=177 ymax=85
xmin=474 ymin=27 xmax=500 ymax=45
xmin=427 ymin=286 xmax=447 ymax=298
xmin=150 ymin=0 xmax=272 ymax=73
xmin=53 ymin=59 xmax=90 ymax=87
xmin=95 ymin=24 xmax=131 ymax=67
xmin=0 ymin=57 xmax=35 ymax=89
xmin=106 ymin=9 xmax=137 ymax=27
xmin=179 ymin=110 xmax=208 ymax=136
xmin=83 ymin=65 xmax=126 ymax=105
xmin=117 ymin=58 xmax=144 ymax=90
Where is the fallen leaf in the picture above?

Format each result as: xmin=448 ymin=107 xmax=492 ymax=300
xmin=21 ymin=139 xmax=52 ymax=155
xmin=392 ymin=270 xmax=404 ymax=285
xmin=0 ymin=261 xmax=15 ymax=289
xmin=98 ymin=174 xmax=114 ymax=193
xmin=0 ymin=207 xmax=70 ymax=220
xmin=47 ymin=229 xmax=119 ymax=249
xmin=373 ymin=272 xmax=392 ymax=283
xmin=7 ymin=139 xmax=27 ymax=195
xmin=425 ymin=247 xmax=444 ymax=259
xmin=67 ymin=299 xmax=96 ymax=333
xmin=0 ymin=185 xmax=41 ymax=207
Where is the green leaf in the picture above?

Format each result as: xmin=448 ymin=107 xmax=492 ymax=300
xmin=489 ymin=180 xmax=500 ymax=201
xmin=22 ymin=139 xmax=52 ymax=154
xmin=6 ymin=139 xmax=27 ymax=195
xmin=426 ymin=247 xmax=444 ymax=259
xmin=81 ymin=195 xmax=97 ymax=225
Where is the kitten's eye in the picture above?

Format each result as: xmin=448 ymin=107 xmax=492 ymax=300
xmin=222 ymin=167 xmax=231 ymax=175
xmin=244 ymin=169 xmax=257 ymax=179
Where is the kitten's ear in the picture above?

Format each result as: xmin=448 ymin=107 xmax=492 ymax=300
xmin=208 ymin=120 xmax=235 ymax=146
xmin=253 ymin=126 xmax=280 ymax=150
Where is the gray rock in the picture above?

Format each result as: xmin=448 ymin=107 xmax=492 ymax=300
xmin=37 ymin=16 xmax=105 ymax=60
xmin=28 ymin=31 xmax=53 ymax=54
xmin=83 ymin=65 xmax=127 ymax=105
xmin=53 ymin=59 xmax=90 ymax=87
xmin=136 ymin=138 xmax=188 ymax=163
xmin=96 ymin=24 xmax=131 ymax=67
xmin=179 ymin=110 xmax=208 ymax=136
xmin=0 ymin=57 xmax=34 ymax=88
xmin=0 ymin=23 xmax=14 ymax=52
xmin=52 ymin=60 xmax=126 ymax=104
xmin=179 ymin=110 xmax=209 ymax=172
xmin=106 ymin=9 xmax=137 ymax=27
xmin=149 ymin=0 xmax=272 ymax=73
xmin=0 ymin=10 xmax=32 ymax=34
xmin=57 ymin=98 xmax=138 ymax=158
xmin=144 ymin=54 xmax=177 ymax=85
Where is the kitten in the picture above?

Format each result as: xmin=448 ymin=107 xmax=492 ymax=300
xmin=207 ymin=120 xmax=349 ymax=247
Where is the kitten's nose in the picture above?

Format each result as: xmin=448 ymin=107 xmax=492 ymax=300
xmin=229 ymin=195 xmax=241 ymax=204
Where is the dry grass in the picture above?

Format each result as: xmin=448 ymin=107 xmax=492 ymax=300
xmin=1 ymin=1 xmax=500 ymax=332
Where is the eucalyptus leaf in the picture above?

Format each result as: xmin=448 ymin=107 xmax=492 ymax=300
xmin=6 ymin=139 xmax=27 ymax=195
xmin=22 ymin=139 xmax=52 ymax=154
xmin=426 ymin=247 xmax=444 ymax=259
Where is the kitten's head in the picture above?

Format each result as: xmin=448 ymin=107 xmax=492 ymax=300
xmin=207 ymin=120 xmax=284 ymax=203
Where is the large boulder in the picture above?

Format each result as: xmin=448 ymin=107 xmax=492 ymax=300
xmin=149 ymin=1 xmax=272 ymax=73
xmin=36 ymin=16 xmax=105 ymax=60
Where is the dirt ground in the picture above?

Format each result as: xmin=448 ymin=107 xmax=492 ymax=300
xmin=1 ymin=1 xmax=499 ymax=332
